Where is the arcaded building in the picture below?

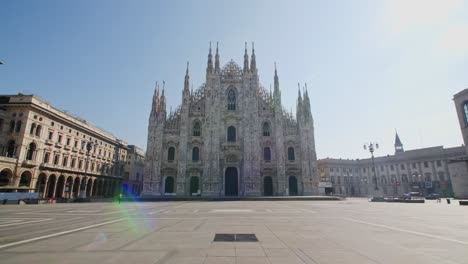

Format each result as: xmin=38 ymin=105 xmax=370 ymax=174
xmin=143 ymin=43 xmax=319 ymax=197
xmin=0 ymin=94 xmax=131 ymax=199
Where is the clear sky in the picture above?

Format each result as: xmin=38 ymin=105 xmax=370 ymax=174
xmin=1 ymin=0 xmax=468 ymax=159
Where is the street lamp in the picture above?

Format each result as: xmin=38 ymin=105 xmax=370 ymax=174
xmin=80 ymin=141 xmax=97 ymax=198
xmin=363 ymin=142 xmax=379 ymax=192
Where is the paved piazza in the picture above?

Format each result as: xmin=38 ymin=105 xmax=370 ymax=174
xmin=0 ymin=199 xmax=467 ymax=264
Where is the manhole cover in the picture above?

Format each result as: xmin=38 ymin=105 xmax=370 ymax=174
xmin=214 ymin=234 xmax=258 ymax=242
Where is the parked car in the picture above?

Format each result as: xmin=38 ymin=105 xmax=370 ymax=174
xmin=403 ymin=192 xmax=421 ymax=199
xmin=425 ymin=193 xmax=440 ymax=200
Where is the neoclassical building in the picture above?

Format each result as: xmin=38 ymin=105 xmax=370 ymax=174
xmin=0 ymin=94 xmax=132 ymax=199
xmin=318 ymin=134 xmax=464 ymax=197
xmin=143 ymin=43 xmax=319 ymax=197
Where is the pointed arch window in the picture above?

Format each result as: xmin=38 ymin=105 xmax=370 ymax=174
xmin=36 ymin=125 xmax=42 ymax=137
xmin=15 ymin=120 xmax=22 ymax=133
xmin=192 ymin=147 xmax=200 ymax=161
xmin=288 ymin=147 xmax=295 ymax=161
xmin=227 ymin=89 xmax=236 ymax=110
xmin=264 ymin=147 xmax=271 ymax=161
xmin=193 ymin=121 xmax=201 ymax=137
xmin=30 ymin=123 xmax=36 ymax=135
xmin=263 ymin=122 xmax=271 ymax=136
xmin=168 ymin=147 xmax=175 ymax=162
xmin=7 ymin=140 xmax=15 ymax=157
xmin=9 ymin=121 xmax=15 ymax=133
xmin=463 ymin=101 xmax=468 ymax=126
xmin=26 ymin=142 xmax=36 ymax=161
xmin=227 ymin=126 xmax=236 ymax=142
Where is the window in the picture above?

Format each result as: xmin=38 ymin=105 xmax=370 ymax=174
xmin=53 ymin=155 xmax=59 ymax=165
xmin=48 ymin=131 xmax=53 ymax=140
xmin=192 ymin=147 xmax=199 ymax=161
xmin=263 ymin=122 xmax=271 ymax=136
xmin=424 ymin=161 xmax=429 ymax=168
xmin=463 ymin=101 xmax=468 ymax=125
xmin=43 ymin=153 xmax=50 ymax=163
xmin=74 ymin=140 xmax=78 ymax=148
xmin=0 ymin=119 xmax=3 ymax=133
xmin=30 ymin=123 xmax=36 ymax=135
xmin=412 ymin=163 xmax=416 ymax=169
xmin=363 ymin=168 xmax=367 ymax=172
xmin=227 ymin=126 xmax=236 ymax=142
xmin=288 ymin=147 xmax=295 ymax=161
xmin=7 ymin=140 xmax=15 ymax=157
xmin=58 ymin=135 xmax=62 ymax=143
xmin=227 ymin=89 xmax=236 ymax=110
xmin=35 ymin=125 xmax=42 ymax=137
xmin=264 ymin=147 xmax=271 ymax=161
xmin=400 ymin=164 xmax=405 ymax=170
xmin=26 ymin=142 xmax=36 ymax=160
xmin=66 ymin=138 xmax=70 ymax=146
xmin=168 ymin=147 xmax=175 ymax=161
xmin=9 ymin=120 xmax=15 ymax=133
xmin=71 ymin=158 xmax=76 ymax=168
xmin=436 ymin=160 xmax=442 ymax=167
xmin=380 ymin=165 xmax=384 ymax=171
xmin=193 ymin=121 xmax=201 ymax=137
xmin=62 ymin=157 xmax=68 ymax=167
xmin=390 ymin=165 xmax=394 ymax=171
xmin=15 ymin=120 xmax=22 ymax=133
xmin=78 ymin=160 xmax=83 ymax=169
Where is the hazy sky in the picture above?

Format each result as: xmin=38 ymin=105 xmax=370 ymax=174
xmin=1 ymin=0 xmax=468 ymax=159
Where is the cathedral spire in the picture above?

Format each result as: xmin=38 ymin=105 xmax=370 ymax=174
xmin=273 ymin=62 xmax=281 ymax=107
xmin=250 ymin=42 xmax=256 ymax=73
xmin=151 ymin=81 xmax=160 ymax=114
xmin=184 ymin=61 xmax=190 ymax=93
xmin=215 ymin=41 xmax=220 ymax=73
xmin=303 ymin=83 xmax=311 ymax=117
xmin=394 ymin=131 xmax=404 ymax=154
xmin=160 ymin=81 xmax=166 ymax=113
xmin=297 ymin=83 xmax=303 ymax=117
xmin=207 ymin=41 xmax=213 ymax=74
xmin=243 ymin=42 xmax=249 ymax=73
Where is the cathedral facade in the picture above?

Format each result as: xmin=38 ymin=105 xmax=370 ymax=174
xmin=143 ymin=43 xmax=318 ymax=197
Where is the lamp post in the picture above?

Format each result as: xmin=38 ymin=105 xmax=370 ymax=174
xmin=363 ymin=142 xmax=379 ymax=195
xmin=80 ymin=141 xmax=97 ymax=198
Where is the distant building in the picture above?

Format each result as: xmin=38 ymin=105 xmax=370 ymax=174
xmin=143 ymin=43 xmax=318 ymax=197
xmin=318 ymin=134 xmax=464 ymax=197
xmin=0 ymin=94 xmax=138 ymax=199
xmin=449 ymin=89 xmax=468 ymax=198
xmin=123 ymin=145 xmax=145 ymax=196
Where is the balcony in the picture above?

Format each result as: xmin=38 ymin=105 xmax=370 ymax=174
xmin=72 ymin=147 xmax=79 ymax=153
xmin=79 ymin=149 xmax=85 ymax=155
xmin=64 ymin=145 xmax=71 ymax=151
xmin=222 ymin=143 xmax=241 ymax=151
xmin=45 ymin=139 xmax=54 ymax=146
xmin=22 ymin=160 xmax=39 ymax=168
xmin=55 ymin=142 xmax=63 ymax=148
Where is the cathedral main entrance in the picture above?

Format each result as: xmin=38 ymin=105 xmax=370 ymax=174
xmin=263 ymin=176 xmax=273 ymax=196
xmin=225 ymin=167 xmax=238 ymax=196
xmin=289 ymin=176 xmax=298 ymax=196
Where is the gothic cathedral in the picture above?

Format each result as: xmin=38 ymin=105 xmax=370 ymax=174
xmin=143 ymin=43 xmax=318 ymax=197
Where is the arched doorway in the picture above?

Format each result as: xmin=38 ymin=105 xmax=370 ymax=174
xmin=73 ymin=177 xmax=81 ymax=198
xmin=46 ymin=175 xmax=57 ymax=198
xmin=225 ymin=167 xmax=238 ymax=196
xmin=36 ymin=173 xmax=47 ymax=196
xmin=164 ymin=176 xmax=175 ymax=194
xmin=0 ymin=169 xmax=12 ymax=187
xmin=289 ymin=176 xmax=298 ymax=196
xmin=263 ymin=176 xmax=273 ymax=196
xmin=86 ymin=178 xmax=93 ymax=197
xmin=19 ymin=171 xmax=32 ymax=192
xmin=190 ymin=176 xmax=199 ymax=195
xmin=55 ymin=176 xmax=65 ymax=198
xmin=66 ymin=176 xmax=73 ymax=198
